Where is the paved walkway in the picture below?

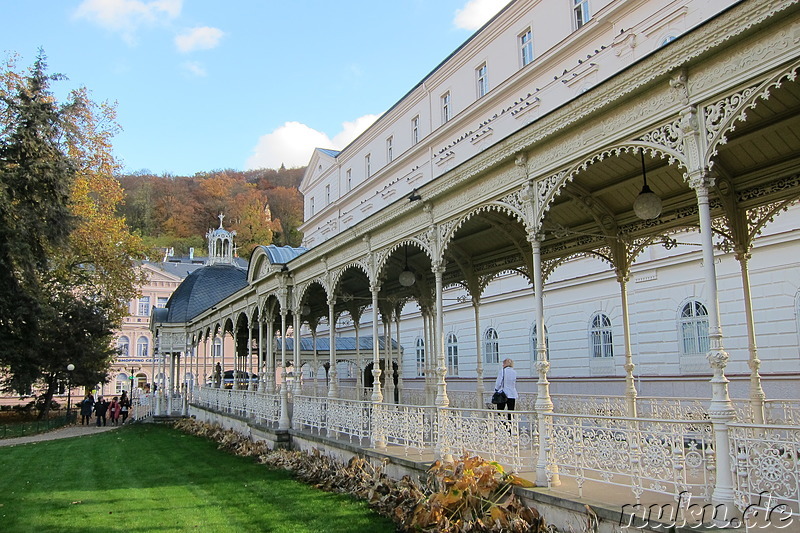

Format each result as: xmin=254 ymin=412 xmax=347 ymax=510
xmin=0 ymin=423 xmax=120 ymax=447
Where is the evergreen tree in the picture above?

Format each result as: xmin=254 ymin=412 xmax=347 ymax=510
xmin=0 ymin=53 xmax=75 ymax=362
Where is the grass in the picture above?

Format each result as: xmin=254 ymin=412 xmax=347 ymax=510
xmin=0 ymin=424 xmax=397 ymax=533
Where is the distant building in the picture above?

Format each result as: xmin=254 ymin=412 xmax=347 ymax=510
xmin=101 ymin=216 xmax=247 ymax=398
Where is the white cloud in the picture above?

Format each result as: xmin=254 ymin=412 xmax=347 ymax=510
xmin=453 ymin=0 xmax=506 ymax=31
xmin=74 ymin=0 xmax=182 ymax=43
xmin=175 ymin=26 xmax=225 ymax=53
xmin=246 ymin=115 xmax=379 ymax=169
xmin=182 ymin=61 xmax=206 ymax=77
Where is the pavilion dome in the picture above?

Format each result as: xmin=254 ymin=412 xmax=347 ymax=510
xmin=164 ymin=264 xmax=248 ymax=323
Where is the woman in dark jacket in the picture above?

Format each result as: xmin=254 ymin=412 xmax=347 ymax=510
xmin=79 ymin=394 xmax=94 ymax=425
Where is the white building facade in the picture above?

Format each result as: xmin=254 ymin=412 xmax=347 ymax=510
xmin=152 ymin=0 xmax=800 ymax=523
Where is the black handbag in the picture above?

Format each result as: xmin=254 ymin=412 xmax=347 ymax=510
xmin=491 ymin=368 xmax=507 ymax=404
xmin=491 ymin=390 xmax=507 ymax=405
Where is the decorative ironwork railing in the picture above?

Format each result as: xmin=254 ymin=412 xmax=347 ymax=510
xmin=439 ymin=407 xmax=538 ymax=472
xmin=547 ymin=413 xmax=715 ymax=503
xmin=132 ymin=393 xmax=153 ymax=420
xmin=374 ymin=403 xmax=437 ymax=456
xmin=729 ymin=423 xmax=800 ymax=517
xmin=194 ymin=387 xmax=281 ymax=427
xmin=552 ymin=393 xmax=628 ymax=417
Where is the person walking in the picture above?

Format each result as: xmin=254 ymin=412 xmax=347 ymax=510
xmin=494 ymin=358 xmax=518 ymax=414
xmin=94 ymin=396 xmax=109 ymax=427
xmin=108 ymin=397 xmax=121 ymax=426
xmin=79 ymin=394 xmax=94 ymax=425
xmin=119 ymin=390 xmax=130 ymax=424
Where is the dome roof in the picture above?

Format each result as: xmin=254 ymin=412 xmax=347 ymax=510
xmin=164 ymin=264 xmax=248 ymax=323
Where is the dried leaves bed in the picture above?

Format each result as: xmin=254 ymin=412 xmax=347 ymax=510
xmin=174 ymin=419 xmax=559 ymax=532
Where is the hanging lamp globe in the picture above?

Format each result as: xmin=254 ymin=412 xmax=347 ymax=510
xmin=399 ymin=270 xmax=416 ymax=287
xmin=633 ymin=184 xmax=662 ymax=220
xmin=633 ymin=148 xmax=662 ymax=220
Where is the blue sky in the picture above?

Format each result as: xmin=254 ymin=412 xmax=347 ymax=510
xmin=4 ymin=0 xmax=507 ymax=176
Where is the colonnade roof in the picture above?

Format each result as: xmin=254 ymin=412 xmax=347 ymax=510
xmin=164 ymin=264 xmax=248 ymax=323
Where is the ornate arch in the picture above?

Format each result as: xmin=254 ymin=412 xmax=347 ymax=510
xmin=375 ymin=238 xmax=435 ymax=281
xmin=535 ymin=142 xmax=689 ymax=229
xmin=704 ymin=61 xmax=800 ymax=170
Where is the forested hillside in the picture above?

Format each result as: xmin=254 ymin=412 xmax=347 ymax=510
xmin=117 ymin=165 xmax=305 ymax=259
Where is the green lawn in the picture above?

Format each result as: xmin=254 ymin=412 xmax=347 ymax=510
xmin=0 ymin=424 xmax=397 ymax=533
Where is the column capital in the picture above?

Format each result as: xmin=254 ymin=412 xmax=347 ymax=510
xmin=688 ymin=170 xmax=714 ymax=191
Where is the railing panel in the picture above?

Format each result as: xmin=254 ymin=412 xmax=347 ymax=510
xmin=326 ymin=398 xmax=372 ymax=445
xmin=292 ymin=395 xmax=327 ymax=435
xmin=730 ymin=423 xmax=800 ymax=517
xmin=439 ymin=408 xmax=538 ymax=472
xmin=552 ymin=394 xmax=627 ymax=417
xmin=548 ymin=414 xmax=715 ymax=502
xmin=132 ymin=393 xmax=153 ymax=420
xmin=375 ymin=403 xmax=437 ymax=456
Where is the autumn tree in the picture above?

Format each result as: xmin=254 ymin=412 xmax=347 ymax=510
xmin=0 ymin=52 xmax=147 ymax=416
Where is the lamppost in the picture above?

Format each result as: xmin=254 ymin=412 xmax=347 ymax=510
xmin=128 ymin=366 xmax=140 ymax=396
xmin=66 ymin=363 xmax=75 ymax=421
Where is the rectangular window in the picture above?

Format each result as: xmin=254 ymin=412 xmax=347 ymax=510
xmin=325 ymin=184 xmax=331 ymax=204
xmin=441 ymin=92 xmax=451 ymax=123
xmin=520 ymin=29 xmax=533 ymax=66
xmin=310 ymin=197 xmax=315 ymax=215
xmin=156 ymin=297 xmax=168 ymax=308
xmin=574 ymin=0 xmax=590 ymax=29
xmin=137 ymin=296 xmax=150 ymax=316
xmin=365 ymin=154 xmax=371 ymax=177
xmin=346 ymin=169 xmax=352 ymax=191
xmin=386 ymin=136 xmax=393 ymax=163
xmin=411 ymin=116 xmax=420 ymax=145
xmin=476 ymin=63 xmax=488 ymax=98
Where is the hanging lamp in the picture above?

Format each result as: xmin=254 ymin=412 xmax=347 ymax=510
xmin=633 ymin=148 xmax=662 ymax=220
xmin=399 ymin=246 xmax=416 ymax=287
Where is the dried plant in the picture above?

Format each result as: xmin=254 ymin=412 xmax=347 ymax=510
xmin=172 ymin=420 xmax=557 ymax=532
xmin=407 ymin=454 xmax=551 ymax=532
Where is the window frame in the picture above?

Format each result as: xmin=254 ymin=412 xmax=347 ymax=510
xmin=520 ymin=28 xmax=534 ymax=67
xmin=573 ymin=0 xmax=590 ymax=30
xmin=137 ymin=296 xmax=150 ymax=317
xmin=476 ymin=63 xmax=488 ymax=98
xmin=212 ymin=337 xmax=222 ymax=358
xmin=446 ymin=332 xmax=459 ymax=376
xmin=136 ymin=336 xmax=149 ymax=357
xmin=386 ymin=136 xmax=393 ymax=163
xmin=117 ymin=336 xmax=130 ymax=357
xmin=441 ymin=91 xmax=452 ymax=124
xmin=346 ymin=168 xmax=352 ymax=191
xmin=411 ymin=115 xmax=420 ymax=145
xmin=483 ymin=327 xmax=499 ymax=364
xmin=679 ymin=300 xmax=710 ymax=355
xmin=365 ymin=153 xmax=371 ymax=177
xmin=325 ymin=184 xmax=331 ymax=205
xmin=415 ymin=337 xmax=425 ymax=377
xmin=589 ymin=313 xmax=614 ymax=358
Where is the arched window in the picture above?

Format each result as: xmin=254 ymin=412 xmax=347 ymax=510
xmin=115 ymin=373 xmax=128 ymax=395
xmin=589 ymin=314 xmax=614 ymax=358
xmin=136 ymin=336 xmax=149 ymax=357
xmin=213 ymin=337 xmax=222 ymax=358
xmin=484 ymin=327 xmax=499 ymax=364
xmin=446 ymin=333 xmax=459 ymax=376
xmin=415 ymin=337 xmax=425 ymax=377
xmin=680 ymin=300 xmax=709 ymax=355
xmin=530 ymin=324 xmax=550 ymax=360
xmin=117 ymin=336 xmax=130 ymax=357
